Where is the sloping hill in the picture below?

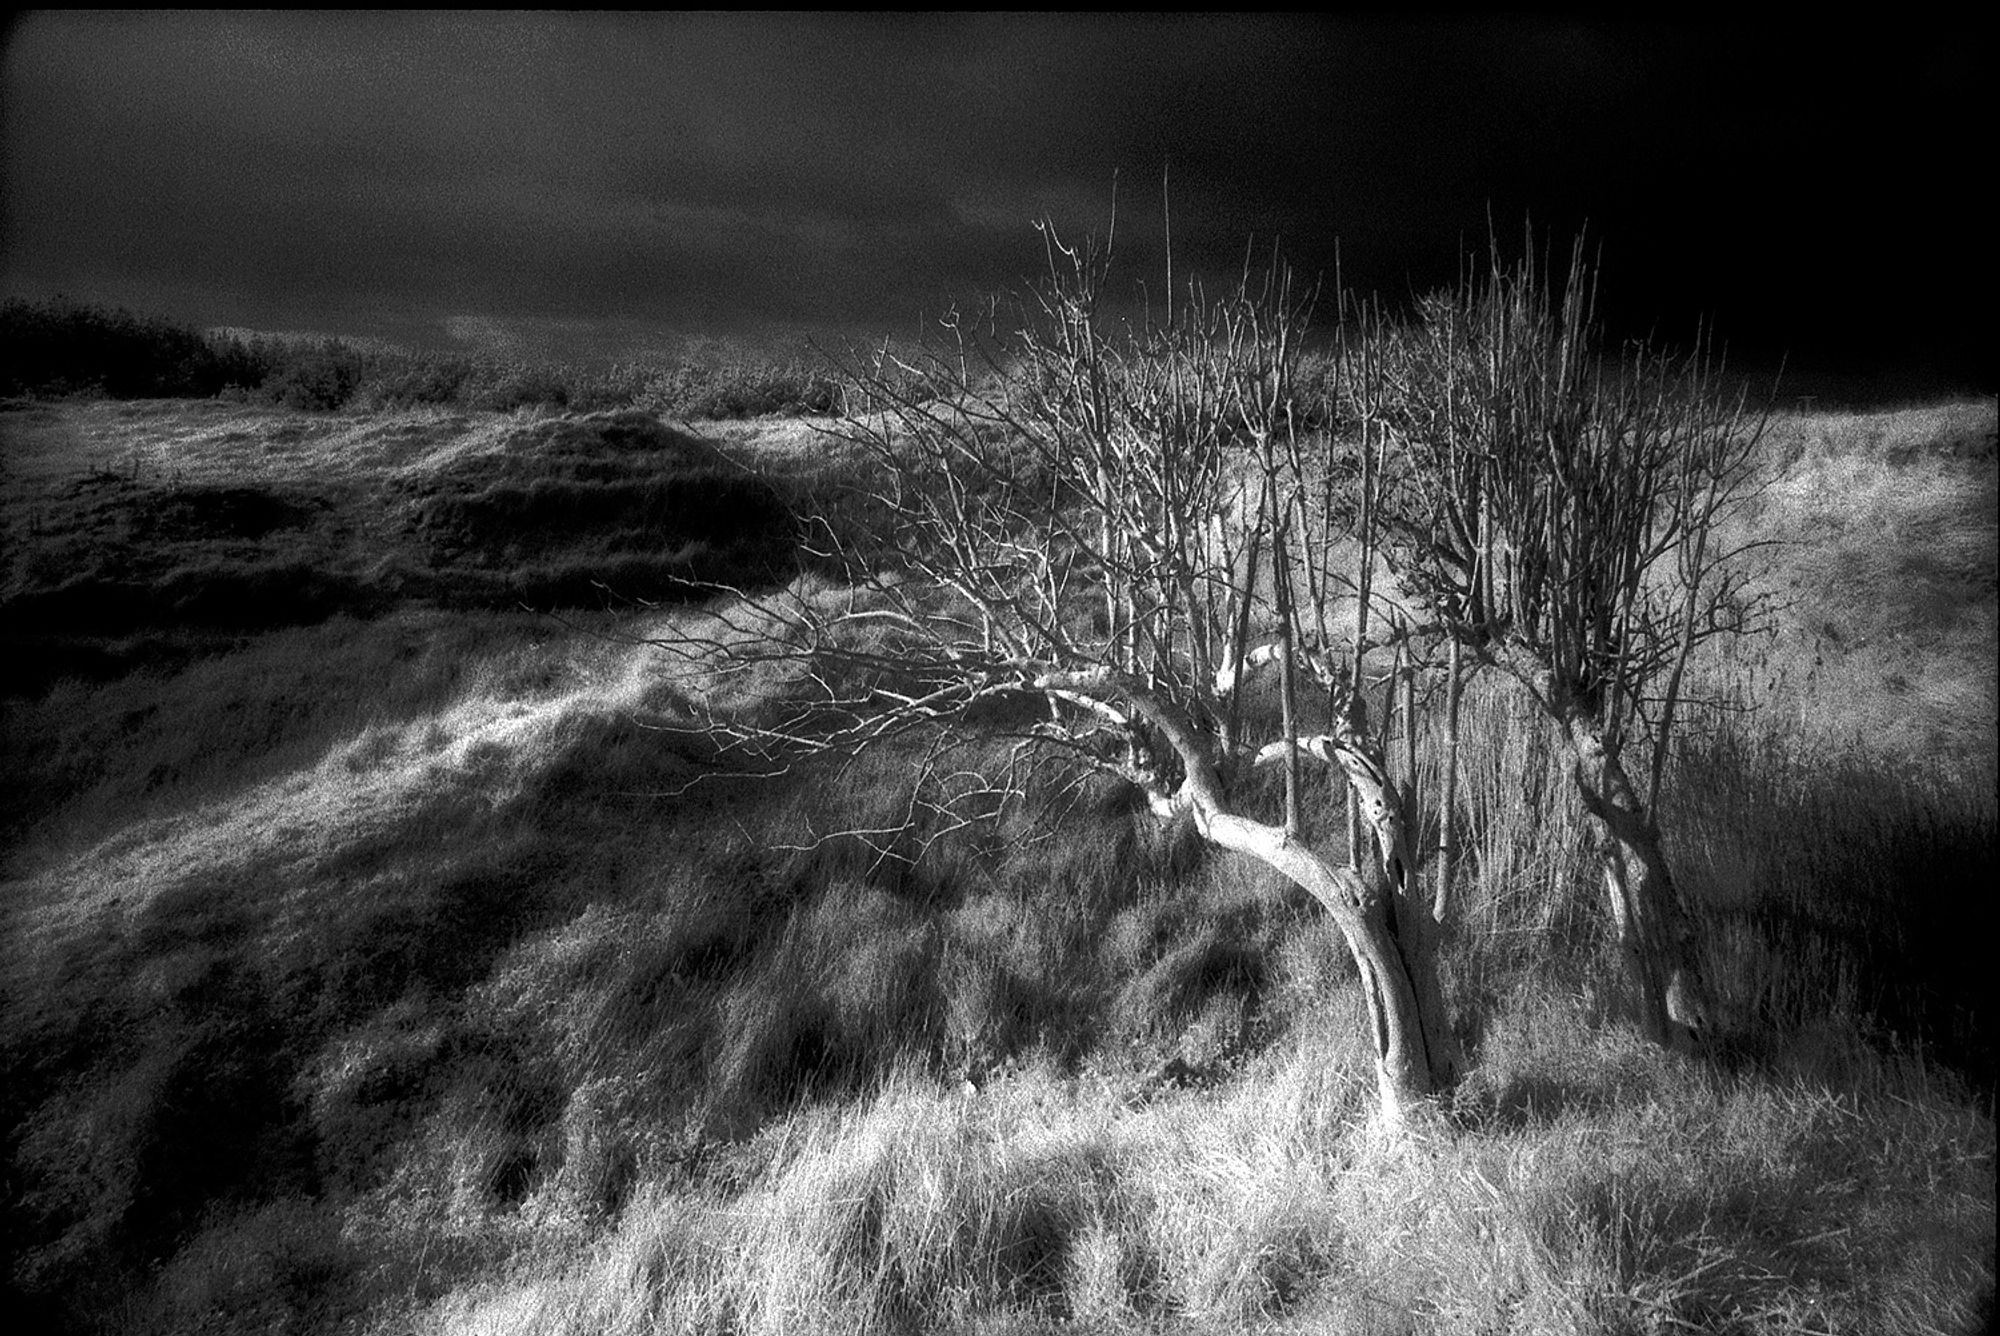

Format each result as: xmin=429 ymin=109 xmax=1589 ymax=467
xmin=0 ymin=402 xmax=797 ymax=693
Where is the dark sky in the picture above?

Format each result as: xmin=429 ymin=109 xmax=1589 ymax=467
xmin=1 ymin=13 xmax=1987 ymax=387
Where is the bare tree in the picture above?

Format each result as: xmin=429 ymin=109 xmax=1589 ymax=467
xmin=657 ymin=225 xmax=1454 ymax=1127
xmin=1357 ymin=233 xmax=1769 ymax=1051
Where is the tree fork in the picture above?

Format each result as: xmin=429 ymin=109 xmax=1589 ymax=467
xmin=1045 ymin=667 xmax=1441 ymax=1123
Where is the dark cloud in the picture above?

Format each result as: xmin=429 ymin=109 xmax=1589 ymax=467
xmin=1 ymin=13 xmax=1986 ymax=384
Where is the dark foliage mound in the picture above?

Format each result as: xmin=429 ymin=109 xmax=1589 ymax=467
xmin=0 ymin=297 xmax=267 ymax=400
xmin=407 ymin=411 xmax=797 ymax=607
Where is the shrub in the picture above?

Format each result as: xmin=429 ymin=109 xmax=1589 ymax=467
xmin=0 ymin=296 xmax=268 ymax=399
xmin=354 ymin=351 xmax=476 ymax=409
xmin=245 ymin=339 xmax=368 ymax=411
xmin=462 ymin=361 xmax=573 ymax=412
xmin=633 ymin=359 xmax=846 ymax=419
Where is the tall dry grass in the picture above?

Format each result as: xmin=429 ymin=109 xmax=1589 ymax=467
xmin=417 ymin=1004 xmax=1990 ymax=1336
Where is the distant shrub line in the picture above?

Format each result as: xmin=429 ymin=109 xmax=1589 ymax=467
xmin=0 ymin=296 xmax=264 ymax=400
xmin=0 ymin=295 xmax=854 ymax=418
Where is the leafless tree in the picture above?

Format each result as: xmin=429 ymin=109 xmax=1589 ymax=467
xmin=656 ymin=223 xmax=1454 ymax=1128
xmin=1356 ymin=232 xmax=1770 ymax=1051
xmin=656 ymin=216 xmax=1765 ymax=1132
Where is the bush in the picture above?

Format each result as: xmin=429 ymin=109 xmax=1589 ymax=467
xmin=257 ymin=342 xmax=366 ymax=411
xmin=462 ymin=361 xmax=573 ymax=413
xmin=0 ymin=296 xmax=269 ymax=399
xmin=633 ymin=359 xmax=846 ymax=419
xmin=353 ymin=351 xmax=475 ymax=409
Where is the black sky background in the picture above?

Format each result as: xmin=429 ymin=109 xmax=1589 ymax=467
xmin=1 ymin=13 xmax=1988 ymax=392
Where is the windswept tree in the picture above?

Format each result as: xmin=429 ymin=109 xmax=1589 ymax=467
xmin=660 ymin=225 xmax=1454 ymax=1128
xmin=658 ymin=220 xmax=1765 ymax=1127
xmin=1356 ymin=234 xmax=1769 ymax=1051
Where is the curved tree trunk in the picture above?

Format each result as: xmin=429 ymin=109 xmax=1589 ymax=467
xmin=1561 ymin=710 xmax=1710 ymax=1051
xmin=1045 ymin=668 xmax=1445 ymax=1127
xmin=1199 ymin=811 xmax=1437 ymax=1126
xmin=1313 ymin=732 xmax=1460 ymax=1090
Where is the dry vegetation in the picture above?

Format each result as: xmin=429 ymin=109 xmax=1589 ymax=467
xmin=0 ymin=312 xmax=1993 ymax=1332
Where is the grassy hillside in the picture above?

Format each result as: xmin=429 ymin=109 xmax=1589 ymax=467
xmin=0 ymin=394 xmax=1992 ymax=1334
xmin=1720 ymin=401 xmax=1997 ymax=769
xmin=0 ymin=400 xmax=797 ymax=696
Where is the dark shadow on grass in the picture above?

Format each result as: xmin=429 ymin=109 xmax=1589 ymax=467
xmin=1695 ymin=796 xmax=1998 ymax=1103
xmin=408 ymin=411 xmax=800 ymax=609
